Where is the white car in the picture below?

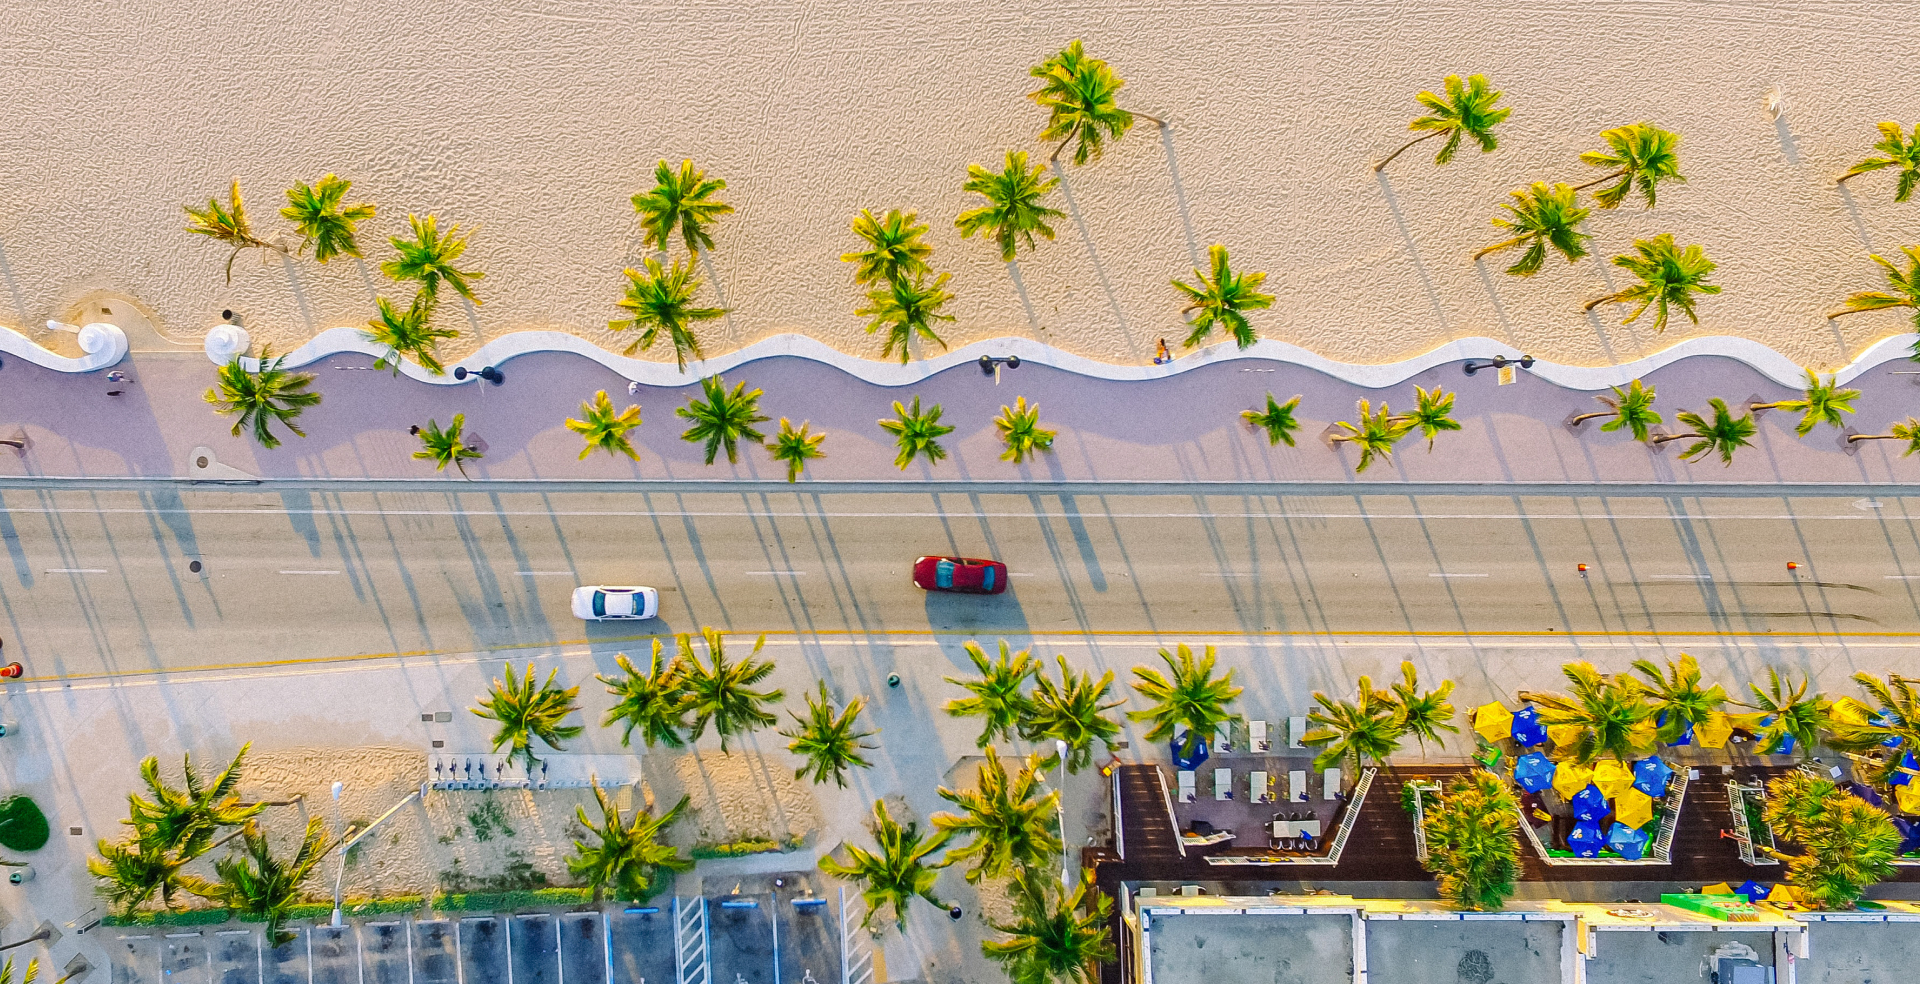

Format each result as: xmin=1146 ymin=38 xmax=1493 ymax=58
xmin=571 ymin=585 xmax=660 ymax=621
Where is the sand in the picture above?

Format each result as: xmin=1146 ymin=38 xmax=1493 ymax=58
xmin=3 ymin=1 xmax=1918 ymax=374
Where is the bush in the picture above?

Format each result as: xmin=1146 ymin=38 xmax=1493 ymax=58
xmin=1419 ymin=771 xmax=1521 ymax=911
xmin=0 ymin=797 xmax=50 ymax=852
xmin=690 ymin=835 xmax=802 ymax=860
xmin=432 ymin=887 xmax=595 ymax=913
xmin=103 ymin=908 xmax=233 ymax=928
xmin=273 ymin=897 xmax=426 ymax=923
xmin=1764 ymin=771 xmax=1899 ymax=910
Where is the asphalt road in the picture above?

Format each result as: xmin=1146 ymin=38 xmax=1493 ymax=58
xmin=4 ymin=486 xmax=1920 ymax=677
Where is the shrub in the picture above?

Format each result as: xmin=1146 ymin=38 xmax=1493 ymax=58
xmin=0 ymin=796 xmax=50 ymax=852
xmin=690 ymin=835 xmax=802 ymax=860
xmin=1419 ymin=771 xmax=1521 ymax=911
xmin=1763 ymin=771 xmax=1899 ymax=910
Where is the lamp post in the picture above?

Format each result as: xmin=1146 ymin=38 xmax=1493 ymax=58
xmin=331 ymin=788 xmax=421 ymax=926
xmin=1056 ymin=739 xmax=1074 ymax=889
xmin=1462 ymin=354 xmax=1534 ymax=376
xmin=454 ymin=366 xmax=504 ymax=385
xmin=978 ymin=355 xmax=1021 ymax=384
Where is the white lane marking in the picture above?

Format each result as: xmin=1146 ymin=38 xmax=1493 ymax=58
xmin=514 ymin=571 xmax=574 ymax=576
xmin=744 ymin=570 xmax=806 ymax=576
xmin=1886 ymin=575 xmax=1920 ymax=580
xmin=0 ymin=506 xmax=1885 ymax=521
xmin=44 ymin=568 xmax=107 ymax=574
xmin=1009 ymin=572 xmax=1036 ymax=577
xmin=278 ymin=569 xmax=342 ymax=575
xmin=1429 ymin=573 xmax=1489 ymax=578
xmin=1650 ymin=574 xmax=1713 ymax=580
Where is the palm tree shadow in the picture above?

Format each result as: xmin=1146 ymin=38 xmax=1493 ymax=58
xmin=278 ymin=255 xmax=320 ymax=335
xmin=699 ymin=252 xmax=740 ymax=358
xmin=1373 ymin=172 xmax=1451 ymax=334
xmin=1773 ymin=114 xmax=1802 ymax=166
xmin=1005 ymin=259 xmax=1045 ymax=334
xmin=0 ymin=238 xmax=34 ymax=325
xmin=1051 ymin=164 xmax=1139 ymax=360
xmin=1159 ymin=125 xmax=1202 ymax=268
xmin=351 ymin=257 xmax=382 ymax=304
xmin=1470 ymin=260 xmax=1519 ymax=347
xmin=1836 ymin=183 xmax=1878 ymax=253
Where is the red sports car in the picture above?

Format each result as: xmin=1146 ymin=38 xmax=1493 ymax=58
xmin=912 ymin=556 xmax=1009 ymax=595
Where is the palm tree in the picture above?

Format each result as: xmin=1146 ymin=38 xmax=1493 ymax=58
xmin=1582 ymin=234 xmax=1720 ymax=332
xmin=1847 ymin=417 xmax=1920 ymax=455
xmin=996 ymin=396 xmax=1056 ymax=464
xmin=1386 ymin=662 xmax=1458 ymax=752
xmin=1172 ymin=245 xmax=1273 ymax=350
xmin=780 ymin=681 xmax=878 ymax=788
xmin=1028 ymin=39 xmax=1162 ymax=167
xmin=1396 ymin=385 xmax=1460 ymax=451
xmin=1242 ymin=394 xmax=1303 ymax=447
xmin=184 ymin=179 xmax=288 ymax=283
xmin=597 ymin=641 xmax=689 ymax=750
xmin=933 ymin=747 xmax=1062 ymax=883
xmin=413 ymin=415 xmax=483 ymax=477
xmin=1762 ymin=771 xmax=1898 ymax=911
xmin=180 ymin=817 xmax=332 ymax=946
xmin=1518 ymin=662 xmax=1653 ymax=764
xmin=567 ymin=782 xmax=691 ymax=904
xmin=677 ymin=627 xmax=784 ymax=751
xmin=1568 ymin=380 xmax=1662 ymax=441
xmin=1650 ymin=398 xmax=1757 ymax=465
xmin=677 ymin=375 xmax=768 ymax=465
xmin=1128 ymin=643 xmax=1243 ymax=760
xmin=819 ymin=801 xmax=951 ymax=932
xmin=0 ymin=958 xmax=36 ymax=984
xmin=766 ymin=418 xmax=826 ymax=482
xmin=205 ymin=348 xmax=322 ymax=451
xmin=126 ymin=745 xmax=265 ymax=859
xmin=879 ymin=396 xmax=953 ymax=470
xmin=610 ymin=256 xmax=727 ymax=371
xmin=945 ymin=640 xmax=1040 ymax=749
xmin=856 ymin=272 xmax=954 ymax=364
xmin=633 ymin=159 xmax=733 ymax=255
xmin=1021 ymin=656 xmax=1124 ymax=774
xmin=1836 ymin=122 xmax=1920 ymax=202
xmin=1741 ymin=668 xmax=1826 ymax=758
xmin=472 ymin=662 xmax=584 ymax=772
xmin=841 ymin=209 xmax=933 ymax=286
xmin=88 ymin=835 xmax=191 ymax=915
xmin=1374 ymin=74 xmax=1513 ymax=172
xmin=981 ymin=868 xmax=1115 ymax=984
xmin=1751 ymin=368 xmax=1859 ymax=436
xmin=1828 ymin=247 xmax=1920 ymax=338
xmin=1828 ymin=673 xmax=1920 ymax=787
xmin=957 ymin=151 xmax=1065 ymax=261
xmin=365 ymin=294 xmax=458 ymax=375
xmin=1420 ymin=771 xmax=1521 ymax=911
xmin=1575 ymin=123 xmax=1686 ymax=209
xmin=1331 ymin=398 xmax=1411 ymax=474
xmin=1474 ymin=182 xmax=1592 ymax=276
xmin=1303 ymin=684 xmax=1401 ymax=775
xmin=381 ymin=214 xmax=483 ymax=306
xmin=1631 ymin=654 xmax=1728 ymax=745
xmin=566 ymin=390 xmax=643 ymax=461
xmin=280 ymin=174 xmax=375 ymax=263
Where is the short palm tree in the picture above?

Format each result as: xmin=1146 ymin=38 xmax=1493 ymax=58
xmin=1519 ymin=662 xmax=1653 ymax=764
xmin=567 ymin=783 xmax=691 ymax=904
xmin=204 ymin=349 xmax=322 ymax=451
xmin=780 ymin=681 xmax=878 ymax=788
xmin=89 ymin=835 xmax=191 ymax=915
xmin=1420 ymin=771 xmax=1521 ymax=912
xmin=381 ymin=213 xmax=483 ymax=306
xmin=1836 ymin=122 xmax=1920 ymax=203
xmin=1582 ymin=235 xmax=1720 ymax=332
xmin=1396 ymin=385 xmax=1460 ymax=451
xmin=0 ymin=957 xmax=35 ymax=984
xmin=633 ymin=159 xmax=733 ymax=255
xmin=1827 ymin=673 xmax=1920 ymax=787
xmin=677 ymin=375 xmax=768 ymax=465
xmin=365 ymin=294 xmax=457 ymax=375
xmin=945 ymin=640 xmax=1040 ymax=749
xmin=996 ymin=396 xmax=1056 ymax=464
xmin=1021 ymin=656 xmax=1124 ymax=774
xmin=879 ymin=396 xmax=953 ymax=470
xmin=766 ymin=418 xmax=825 ymax=482
xmin=981 ymin=869 xmax=1115 ymax=984
xmin=819 ymin=801 xmax=951 ymax=932
xmin=1847 ymin=417 xmax=1920 ymax=454
xmin=280 ymin=174 xmax=375 ymax=263
xmin=472 ymin=662 xmax=584 ymax=772
xmin=1762 ymin=771 xmax=1898 ymax=911
xmin=1303 ymin=683 xmax=1401 ymax=775
xmin=610 ymin=256 xmax=727 ymax=370
xmin=1331 ymin=398 xmax=1411 ymax=474
xmin=1568 ymin=379 xmax=1661 ymax=441
xmin=933 ymin=747 xmax=1062 ymax=883
xmin=184 ymin=179 xmax=288 ymax=283
xmin=1172 ymin=244 xmax=1273 ymax=350
xmin=1128 ymin=643 xmax=1242 ymax=761
xmin=1386 ymin=662 xmax=1458 ymax=752
xmin=841 ymin=209 xmax=933 ymax=286
xmin=1242 ymin=393 xmax=1303 ymax=447
xmin=126 ymin=745 xmax=264 ymax=859
xmin=1828 ymin=247 xmax=1920 ymax=341
xmin=1575 ymin=123 xmax=1686 ymax=209
xmin=566 ymin=390 xmax=643 ymax=461
xmin=1741 ymin=668 xmax=1826 ymax=758
xmin=597 ymin=641 xmax=689 ymax=750
xmin=180 ymin=817 xmax=331 ymax=946
xmin=1630 ymin=653 xmax=1728 ymax=745
xmin=856 ymin=272 xmax=954 ymax=364
xmin=1028 ymin=39 xmax=1162 ymax=167
xmin=1650 ymin=398 xmax=1756 ymax=465
xmin=1474 ymin=182 xmax=1592 ymax=276
xmin=1751 ymin=368 xmax=1858 ymax=436
xmin=413 ymin=414 xmax=483 ymax=477
xmin=1374 ymin=74 xmax=1513 ymax=172
xmin=957 ymin=151 xmax=1065 ymax=261
xmin=677 ymin=628 xmax=784 ymax=751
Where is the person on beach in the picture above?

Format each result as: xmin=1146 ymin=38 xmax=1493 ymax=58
xmin=1153 ymin=338 xmax=1172 ymax=364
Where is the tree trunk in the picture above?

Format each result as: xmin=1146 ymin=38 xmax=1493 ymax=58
xmin=1571 ymin=169 xmax=1627 ymax=192
xmin=1373 ymin=131 xmax=1441 ymax=172
xmin=1583 ymin=293 xmax=1621 ymax=312
xmin=1749 ymin=401 xmax=1789 ymax=413
xmin=1827 ymin=306 xmax=1893 ymax=319
xmin=1473 ymin=236 xmax=1526 ymax=261
xmin=1849 ymin=433 xmax=1898 ymax=443
xmin=1568 ymin=411 xmax=1613 ymax=426
xmin=1133 ymin=110 xmax=1167 ymax=128
xmin=1649 ymin=433 xmax=1694 ymax=446
xmin=1049 ymin=134 xmax=1077 ymax=165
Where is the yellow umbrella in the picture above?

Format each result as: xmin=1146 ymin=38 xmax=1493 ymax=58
xmin=1695 ymin=712 xmax=1734 ymax=749
xmin=1594 ymin=759 xmax=1634 ymax=799
xmin=1548 ymin=723 xmax=1583 ymax=749
xmin=1702 ymin=882 xmax=1735 ymax=897
xmin=1474 ymin=702 xmax=1514 ymax=742
xmin=1898 ymin=783 xmax=1920 ymax=816
xmin=1553 ymin=762 xmax=1594 ymax=799
xmin=1614 ymin=787 xmax=1655 ymax=828
xmin=1829 ymin=698 xmax=1871 ymax=727
xmin=1766 ymin=884 xmax=1799 ymax=905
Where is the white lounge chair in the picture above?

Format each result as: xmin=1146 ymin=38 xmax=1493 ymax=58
xmin=1289 ymin=716 xmax=1308 ymax=749
xmin=1177 ymin=770 xmax=1196 ymax=804
xmin=1289 ymin=769 xmax=1309 ymax=803
xmin=1250 ymin=770 xmax=1270 ymax=803
xmin=1214 ymin=721 xmax=1233 ymax=753
xmin=1249 ymin=720 xmax=1270 ymax=752
xmin=1215 ymin=767 xmax=1233 ymax=801
xmin=1323 ymin=767 xmax=1342 ymax=800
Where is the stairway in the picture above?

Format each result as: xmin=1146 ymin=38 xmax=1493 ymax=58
xmin=1115 ymin=764 xmax=1182 ymax=862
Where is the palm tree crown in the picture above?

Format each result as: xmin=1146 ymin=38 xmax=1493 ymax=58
xmin=678 ymin=628 xmax=784 ymax=751
xmin=1752 ymin=369 xmax=1858 ymax=436
xmin=381 ymin=213 xmax=483 ymax=306
xmin=472 ymin=662 xmax=584 ymax=772
xmin=1172 ymin=244 xmax=1274 ymax=350
xmin=1399 ymin=385 xmax=1461 ymax=451
xmin=1375 ymin=74 xmax=1512 ymax=172
xmin=957 ymin=151 xmax=1065 ymax=261
xmin=1630 ymin=653 xmax=1728 ymax=745
xmin=933 ymin=747 xmax=1062 ymax=883
xmin=819 ymin=801 xmax=951 ymax=931
xmin=1741 ymin=668 xmax=1826 ymax=758
xmin=981 ymin=869 xmax=1116 ymax=984
xmin=566 ymin=390 xmax=644 ymax=461
xmin=568 ymin=783 xmax=691 ymax=904
xmin=1847 ymin=416 xmax=1920 ymax=456
xmin=1570 ymin=380 xmax=1662 ymax=441
xmin=365 ymin=294 xmax=458 ymax=375
xmin=1243 ymin=393 xmax=1303 ymax=447
xmin=1654 ymin=398 xmax=1756 ymax=465
xmin=633 ymin=159 xmax=733 ymax=255
xmin=205 ymin=349 xmax=322 ymax=451
xmin=598 ymin=641 xmax=689 ymax=750
xmin=996 ymin=396 xmax=1056 ymax=464
xmin=1420 ymin=771 xmax=1521 ymax=912
xmin=1584 ymin=234 xmax=1720 ymax=332
xmin=842 ymin=209 xmax=933 ymax=286
xmin=1576 ymin=123 xmax=1686 ymax=209
xmin=610 ymin=256 xmax=727 ymax=370
xmin=1028 ymin=39 xmax=1160 ymax=166
xmin=1332 ymin=398 xmax=1412 ymax=474
xmin=1475 ymin=182 xmax=1592 ymax=276
xmin=879 ymin=396 xmax=953 ymax=470
xmin=1825 ymin=673 xmax=1920 ymax=787
xmin=1837 ymin=122 xmax=1920 ymax=202
xmin=280 ymin=174 xmax=375 ymax=263
xmin=1829 ymin=246 xmax=1920 ymax=339
xmin=126 ymin=745 xmax=265 ymax=859
xmin=677 ymin=375 xmax=768 ymax=465
xmin=180 ymin=817 xmax=332 ymax=947
xmin=184 ymin=178 xmax=287 ymax=283
xmin=413 ymin=414 xmax=484 ymax=477
xmin=89 ymin=836 xmax=191 ymax=915
xmin=1762 ymin=771 xmax=1897 ymax=911
xmin=766 ymin=418 xmax=826 ymax=482
xmin=856 ymin=272 xmax=954 ymax=364
xmin=1519 ymin=662 xmax=1652 ymax=764
xmin=1021 ymin=656 xmax=1124 ymax=774
xmin=1128 ymin=643 xmax=1243 ymax=760
xmin=1303 ymin=679 xmax=1402 ymax=775
xmin=780 ymin=681 xmax=878 ymax=788
xmin=1387 ymin=662 xmax=1458 ymax=752
xmin=945 ymin=640 xmax=1040 ymax=748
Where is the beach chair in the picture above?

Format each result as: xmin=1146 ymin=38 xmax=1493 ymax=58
xmin=1177 ymin=770 xmax=1196 ymax=803
xmin=1289 ymin=769 xmax=1309 ymax=803
xmin=1323 ymin=767 xmax=1342 ymax=800
xmin=1289 ymin=716 xmax=1308 ymax=749
xmin=1214 ymin=721 xmax=1233 ymax=753
xmin=1250 ymin=770 xmax=1270 ymax=803
xmin=1214 ymin=767 xmax=1233 ymax=800
xmin=1249 ymin=720 xmax=1270 ymax=752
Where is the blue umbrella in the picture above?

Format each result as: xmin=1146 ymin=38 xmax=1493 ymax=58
xmin=1656 ymin=710 xmax=1694 ymax=746
xmin=1847 ymin=782 xmax=1886 ymax=808
xmin=1736 ymin=880 xmax=1768 ymax=902
xmin=1874 ymin=712 xmax=1904 ymax=748
xmin=1631 ymin=757 xmax=1673 ymax=796
xmin=1513 ymin=752 xmax=1555 ymax=793
xmin=1894 ymin=751 xmax=1920 ymax=788
xmin=1510 ymin=705 xmax=1547 ymax=747
xmin=1172 ymin=735 xmax=1210 ymax=771
xmin=1757 ymin=715 xmax=1796 ymax=756
xmin=1893 ymin=818 xmax=1920 ymax=856
xmin=1571 ymin=783 xmax=1611 ymax=822
xmin=1606 ymin=822 xmax=1650 ymax=860
xmin=1568 ymin=819 xmax=1605 ymax=857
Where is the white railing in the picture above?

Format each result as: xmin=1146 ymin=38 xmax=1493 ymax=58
xmin=1324 ymin=767 xmax=1377 ymax=864
xmin=1649 ymin=770 xmax=1689 ymax=863
xmin=675 ymin=896 xmax=708 ymax=984
xmin=1111 ymin=767 xmax=1126 ymax=860
xmin=1405 ymin=780 xmax=1442 ymax=863
xmin=1725 ymin=781 xmax=1779 ymax=867
xmin=1153 ymin=767 xmax=1186 ymax=858
xmin=838 ymin=887 xmax=872 ymax=984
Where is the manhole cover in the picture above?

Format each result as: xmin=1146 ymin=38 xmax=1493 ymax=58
xmin=195 ymin=455 xmax=209 ymax=468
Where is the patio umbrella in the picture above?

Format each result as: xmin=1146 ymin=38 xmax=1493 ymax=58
xmin=1897 ymin=784 xmax=1920 ymax=818
xmin=1171 ymin=733 xmax=1210 ymax=771
xmin=1766 ymin=884 xmax=1799 ymax=905
xmin=1547 ymin=723 xmax=1582 ymax=750
xmin=1510 ymin=705 xmax=1547 ymax=747
xmin=1694 ymin=712 xmax=1733 ymax=749
xmin=1702 ymin=882 xmax=1735 ymax=897
xmin=1736 ymin=880 xmax=1768 ymax=902
xmin=1606 ymin=822 xmax=1650 ymax=860
xmin=1893 ymin=817 xmax=1920 ymax=856
xmin=1553 ymin=762 xmax=1594 ymax=799
xmin=1828 ymin=700 xmax=1869 ymax=728
xmin=1568 ymin=819 xmax=1605 ymax=857
xmin=1593 ymin=759 xmax=1634 ymax=799
xmin=1847 ymin=782 xmax=1886 ymax=808
xmin=1513 ymin=752 xmax=1555 ymax=793
xmin=1875 ymin=712 xmax=1905 ymax=748
xmin=1614 ymin=787 xmax=1655 ymax=829
xmin=1892 ymin=751 xmax=1920 ymax=787
xmin=1474 ymin=702 xmax=1514 ymax=742
xmin=1571 ymin=784 xmax=1611 ymax=823
xmin=1632 ymin=756 xmax=1674 ymax=796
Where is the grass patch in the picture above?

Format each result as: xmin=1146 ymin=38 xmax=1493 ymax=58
xmin=433 ymin=887 xmax=594 ymax=913
xmin=690 ymin=835 xmax=802 ymax=859
xmin=103 ymin=907 xmax=234 ymax=928
xmin=0 ymin=797 xmax=50 ymax=852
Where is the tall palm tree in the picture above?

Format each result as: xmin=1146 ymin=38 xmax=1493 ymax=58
xmin=1750 ymin=369 xmax=1859 ymax=436
xmin=472 ymin=662 xmax=584 ymax=772
xmin=879 ymin=396 xmax=953 ymax=470
xmin=126 ymin=745 xmax=264 ymax=859
xmin=1631 ymin=654 xmax=1728 ymax=745
xmin=1582 ymin=235 xmax=1721 ymax=332
xmin=780 ymin=681 xmax=878 ymax=788
xmin=597 ymin=641 xmax=689 ymax=750
xmin=996 ymin=396 xmax=1056 ymax=464
xmin=1028 ymin=39 xmax=1162 ymax=167
xmin=180 ymin=817 xmax=332 ymax=947
xmin=610 ymin=256 xmax=727 ymax=371
xmin=856 ymin=272 xmax=954 ymax=364
xmin=88 ymin=835 xmax=190 ymax=915
xmin=1331 ymin=398 xmax=1411 ymax=474
xmin=1827 ymin=673 xmax=1920 ymax=787
xmin=957 ymin=151 xmax=1065 ymax=261
xmin=1519 ymin=662 xmax=1653 ymax=764
xmin=1836 ymin=122 xmax=1920 ymax=202
xmin=566 ymin=390 xmax=643 ymax=461
xmin=1762 ymin=772 xmax=1898 ymax=911
xmin=1172 ymin=244 xmax=1273 ymax=350
xmin=819 ymin=801 xmax=951 ymax=932
xmin=945 ymin=640 xmax=1040 ymax=749
xmin=1828 ymin=247 xmax=1920 ymax=341
xmin=1396 ymin=385 xmax=1460 ymax=451
xmin=1374 ymin=74 xmax=1513 ymax=172
xmin=1741 ymin=668 xmax=1826 ymax=758
xmin=676 ymin=375 xmax=768 ymax=465
xmin=981 ymin=869 xmax=1115 ymax=984
xmin=1303 ymin=682 xmax=1402 ymax=775
xmin=766 ymin=418 xmax=826 ymax=482
xmin=1575 ymin=123 xmax=1686 ymax=209
xmin=1474 ymin=182 xmax=1592 ymax=276
xmin=1128 ymin=643 xmax=1243 ymax=760
xmin=1021 ymin=656 xmax=1124 ymax=774
xmin=365 ymin=294 xmax=458 ymax=375
xmin=1568 ymin=380 xmax=1661 ymax=441
xmin=0 ymin=957 xmax=36 ymax=984
xmin=184 ymin=179 xmax=288 ymax=283
xmin=677 ymin=628 xmax=784 ymax=751
xmin=280 ymin=174 xmax=375 ymax=263
xmin=413 ymin=415 xmax=483 ymax=477
xmin=633 ymin=159 xmax=733 ymax=255
xmin=1386 ymin=662 xmax=1458 ymax=752
xmin=205 ymin=349 xmax=322 ymax=451
xmin=1242 ymin=394 xmax=1303 ymax=447
xmin=381 ymin=214 xmax=483 ymax=306
xmin=567 ymin=783 xmax=691 ymax=904
xmin=1847 ymin=417 xmax=1920 ymax=455
xmin=933 ymin=747 xmax=1062 ymax=883
xmin=1420 ymin=771 xmax=1521 ymax=912
xmin=1650 ymin=398 xmax=1756 ymax=465
xmin=841 ymin=209 xmax=933 ymax=286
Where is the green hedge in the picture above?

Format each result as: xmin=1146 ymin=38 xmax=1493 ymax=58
xmin=432 ymin=887 xmax=595 ymax=912
xmin=690 ymin=836 xmax=801 ymax=859
xmin=103 ymin=908 xmax=234 ymax=928
xmin=0 ymin=797 xmax=50 ymax=852
xmin=102 ymin=887 xmax=609 ymax=927
xmin=272 ymin=897 xmax=427 ymax=923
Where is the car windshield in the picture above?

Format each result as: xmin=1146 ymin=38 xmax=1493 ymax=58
xmin=591 ymin=591 xmax=607 ymax=617
xmin=935 ymin=559 xmax=956 ymax=589
xmin=980 ymin=566 xmax=995 ymax=591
